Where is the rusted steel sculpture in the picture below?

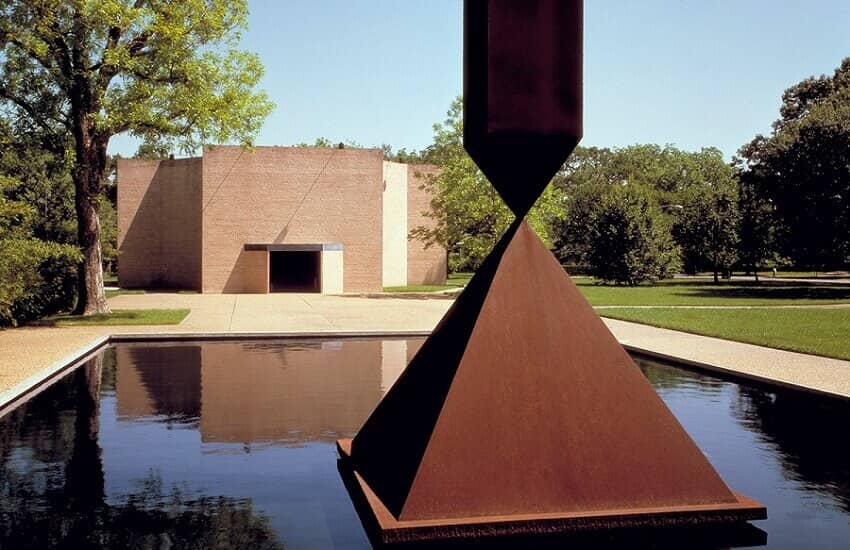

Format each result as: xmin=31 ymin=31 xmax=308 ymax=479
xmin=338 ymin=0 xmax=765 ymax=544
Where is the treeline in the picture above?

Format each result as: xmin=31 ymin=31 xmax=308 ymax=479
xmin=552 ymin=145 xmax=738 ymax=284
xmin=415 ymin=59 xmax=850 ymax=284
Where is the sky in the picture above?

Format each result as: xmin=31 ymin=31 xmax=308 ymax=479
xmin=108 ymin=0 xmax=850 ymax=160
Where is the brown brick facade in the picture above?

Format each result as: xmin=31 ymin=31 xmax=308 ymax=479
xmin=117 ymin=146 xmax=445 ymax=293
xmin=117 ymin=157 xmax=203 ymax=290
xmin=201 ymin=146 xmax=384 ymax=293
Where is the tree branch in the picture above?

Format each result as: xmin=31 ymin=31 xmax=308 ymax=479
xmin=95 ymin=27 xmax=153 ymax=93
xmin=126 ymin=30 xmax=152 ymax=57
xmin=0 ymin=86 xmax=68 ymax=134
xmin=129 ymin=68 xmax=189 ymax=85
xmin=111 ymin=109 xmax=189 ymax=136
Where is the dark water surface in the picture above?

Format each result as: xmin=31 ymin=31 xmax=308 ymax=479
xmin=1 ymin=338 xmax=849 ymax=549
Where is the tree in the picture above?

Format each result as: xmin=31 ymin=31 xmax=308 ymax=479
xmin=0 ymin=175 xmax=80 ymax=325
xmin=134 ymin=141 xmax=171 ymax=160
xmin=381 ymin=144 xmax=430 ymax=163
xmin=0 ymin=1 xmax=273 ymax=314
xmin=555 ymin=143 xmax=740 ymax=282
xmin=736 ymin=175 xmax=780 ymax=282
xmin=0 ymin=119 xmax=82 ymax=324
xmin=737 ymin=58 xmax=850 ymax=269
xmin=410 ymin=97 xmax=562 ymax=272
xmin=555 ymin=144 xmax=740 ymax=218
xmin=557 ymin=183 xmax=680 ymax=285
xmin=672 ymin=181 xmax=740 ymax=282
xmin=0 ymin=120 xmax=76 ymax=245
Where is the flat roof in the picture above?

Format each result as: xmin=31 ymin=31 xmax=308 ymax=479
xmin=244 ymin=243 xmax=343 ymax=252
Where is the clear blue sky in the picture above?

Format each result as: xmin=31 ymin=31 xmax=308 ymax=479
xmin=109 ymin=0 xmax=850 ymax=160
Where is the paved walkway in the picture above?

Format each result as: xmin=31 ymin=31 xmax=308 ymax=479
xmin=595 ymin=303 xmax=850 ymax=309
xmin=673 ymin=274 xmax=850 ymax=285
xmin=1 ymin=292 xmax=849 ymax=400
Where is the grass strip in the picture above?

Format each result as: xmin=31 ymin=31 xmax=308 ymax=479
xmin=42 ymin=309 xmax=190 ymax=327
xmin=600 ymin=307 xmax=850 ymax=361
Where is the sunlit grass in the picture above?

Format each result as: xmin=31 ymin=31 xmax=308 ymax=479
xmin=384 ymin=272 xmax=473 ymax=293
xmin=601 ymin=307 xmax=850 ymax=361
xmin=40 ymin=309 xmax=189 ymax=327
xmin=574 ymin=279 xmax=850 ymax=306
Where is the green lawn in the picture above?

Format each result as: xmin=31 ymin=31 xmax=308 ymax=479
xmin=40 ymin=309 xmax=189 ymax=327
xmin=756 ymin=270 xmax=850 ymax=280
xmin=105 ymin=289 xmax=145 ymax=298
xmin=384 ymin=272 xmax=474 ymax=293
xmin=383 ymin=285 xmax=458 ymax=293
xmin=574 ymin=279 xmax=850 ymax=306
xmin=600 ymin=307 xmax=850 ymax=361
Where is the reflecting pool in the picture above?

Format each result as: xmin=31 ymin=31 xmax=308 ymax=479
xmin=1 ymin=338 xmax=849 ymax=548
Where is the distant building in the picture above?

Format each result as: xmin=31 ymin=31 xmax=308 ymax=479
xmin=117 ymin=145 xmax=446 ymax=293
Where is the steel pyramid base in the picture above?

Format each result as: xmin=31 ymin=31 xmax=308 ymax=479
xmin=338 ymin=221 xmax=765 ymax=544
xmin=337 ymin=439 xmax=764 ymax=545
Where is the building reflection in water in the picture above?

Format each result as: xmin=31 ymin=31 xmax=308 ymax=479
xmin=114 ymin=338 xmax=422 ymax=447
xmin=6 ymin=339 xmax=850 ymax=548
xmin=0 ymin=353 xmax=281 ymax=549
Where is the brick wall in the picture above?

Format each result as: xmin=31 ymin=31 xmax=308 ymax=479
xmin=201 ymin=146 xmax=384 ymax=293
xmin=117 ymin=157 xmax=203 ymax=290
xmin=407 ymin=164 xmax=447 ymax=285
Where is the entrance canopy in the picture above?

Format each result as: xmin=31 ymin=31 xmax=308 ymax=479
xmin=242 ymin=243 xmax=344 ymax=294
xmin=244 ymin=243 xmax=343 ymax=253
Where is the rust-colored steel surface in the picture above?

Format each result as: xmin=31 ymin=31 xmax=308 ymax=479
xmin=338 ymin=0 xmax=765 ymax=543
xmin=464 ymin=0 xmax=582 ymax=217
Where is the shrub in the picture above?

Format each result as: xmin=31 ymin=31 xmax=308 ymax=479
xmin=0 ymin=177 xmax=80 ymax=326
xmin=558 ymin=183 xmax=681 ymax=285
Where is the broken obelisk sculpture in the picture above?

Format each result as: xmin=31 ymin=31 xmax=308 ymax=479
xmin=338 ymin=0 xmax=765 ymax=544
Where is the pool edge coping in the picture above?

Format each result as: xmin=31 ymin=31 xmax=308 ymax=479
xmin=621 ymin=344 xmax=850 ymax=402
xmin=0 ymin=330 xmax=432 ymax=417
xmin=0 ymin=334 xmax=111 ymax=419
xmin=1 ymin=330 xmax=847 ymax=417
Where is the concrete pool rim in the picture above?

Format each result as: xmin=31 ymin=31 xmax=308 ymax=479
xmin=1 ymin=329 xmax=848 ymax=419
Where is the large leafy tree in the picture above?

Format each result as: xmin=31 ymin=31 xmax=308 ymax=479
xmin=736 ymin=174 xmax=780 ymax=281
xmin=0 ymin=175 xmax=80 ymax=325
xmin=0 ymin=118 xmax=82 ymax=324
xmin=555 ymin=144 xmax=740 ymax=282
xmin=0 ymin=118 xmax=76 ymax=245
xmin=0 ymin=0 xmax=273 ymax=314
xmin=410 ymin=97 xmax=562 ymax=272
xmin=672 ymin=182 xmax=739 ymax=281
xmin=556 ymin=144 xmax=735 ymax=200
xmin=556 ymin=182 xmax=681 ymax=285
xmin=737 ymin=58 xmax=850 ymax=269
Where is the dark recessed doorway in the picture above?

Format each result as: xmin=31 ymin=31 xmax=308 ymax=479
xmin=269 ymin=251 xmax=321 ymax=293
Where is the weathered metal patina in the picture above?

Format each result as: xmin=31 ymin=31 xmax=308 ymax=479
xmin=338 ymin=0 xmax=765 ymax=543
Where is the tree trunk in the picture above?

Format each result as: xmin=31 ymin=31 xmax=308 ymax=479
xmin=713 ymin=256 xmax=719 ymax=284
xmin=72 ymin=138 xmax=110 ymax=315
xmin=66 ymin=9 xmax=110 ymax=316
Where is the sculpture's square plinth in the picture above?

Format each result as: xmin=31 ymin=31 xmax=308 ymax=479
xmin=337 ymin=439 xmax=766 ymax=545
